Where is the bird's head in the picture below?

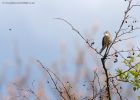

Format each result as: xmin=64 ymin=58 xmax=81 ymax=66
xmin=104 ymin=31 xmax=111 ymax=36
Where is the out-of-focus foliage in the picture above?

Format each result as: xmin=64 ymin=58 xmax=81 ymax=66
xmin=117 ymin=53 xmax=140 ymax=91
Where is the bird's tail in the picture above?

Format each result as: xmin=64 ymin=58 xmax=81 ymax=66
xmin=100 ymin=47 xmax=105 ymax=53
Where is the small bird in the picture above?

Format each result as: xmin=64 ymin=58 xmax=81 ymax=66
xmin=100 ymin=31 xmax=112 ymax=53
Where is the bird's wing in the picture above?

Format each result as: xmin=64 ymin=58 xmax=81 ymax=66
xmin=102 ymin=36 xmax=106 ymax=47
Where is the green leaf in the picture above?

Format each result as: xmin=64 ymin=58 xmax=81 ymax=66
xmin=130 ymin=70 xmax=139 ymax=78
xmin=128 ymin=56 xmax=135 ymax=63
xmin=117 ymin=69 xmax=124 ymax=79
xmin=118 ymin=54 xmax=140 ymax=91
xmin=123 ymin=59 xmax=131 ymax=67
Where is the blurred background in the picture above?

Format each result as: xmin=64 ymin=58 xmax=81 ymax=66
xmin=0 ymin=0 xmax=140 ymax=99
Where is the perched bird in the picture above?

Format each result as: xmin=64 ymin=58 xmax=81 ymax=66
xmin=100 ymin=31 xmax=112 ymax=53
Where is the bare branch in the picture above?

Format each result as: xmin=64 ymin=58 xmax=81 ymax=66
xmin=95 ymin=72 xmax=102 ymax=100
xmin=37 ymin=60 xmax=73 ymax=100
xmin=110 ymin=80 xmax=122 ymax=100
xmin=13 ymin=83 xmax=40 ymax=100
xmin=129 ymin=4 xmax=140 ymax=10
xmin=114 ymin=35 xmax=137 ymax=44
xmin=55 ymin=18 xmax=103 ymax=57
xmin=55 ymin=18 xmax=86 ymax=41
xmin=107 ymin=0 xmax=136 ymax=54
xmin=118 ymin=27 xmax=140 ymax=37
xmin=36 ymin=60 xmax=66 ymax=100
xmin=108 ymin=49 xmax=140 ymax=56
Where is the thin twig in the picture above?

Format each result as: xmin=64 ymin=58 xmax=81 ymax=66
xmin=13 ymin=83 xmax=40 ymax=100
xmin=36 ymin=60 xmax=67 ymax=100
xmin=109 ymin=62 xmax=140 ymax=79
xmin=111 ymin=80 xmax=122 ymax=100
xmin=107 ymin=0 xmax=134 ymax=54
xmin=114 ymin=35 xmax=137 ymax=44
xmin=55 ymin=18 xmax=103 ymax=57
xmin=95 ymin=72 xmax=102 ymax=100
xmin=108 ymin=49 xmax=140 ymax=56
xmin=118 ymin=27 xmax=140 ymax=37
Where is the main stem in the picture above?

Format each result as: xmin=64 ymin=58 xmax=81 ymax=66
xmin=101 ymin=57 xmax=111 ymax=100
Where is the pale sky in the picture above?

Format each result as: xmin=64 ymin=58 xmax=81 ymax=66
xmin=0 ymin=0 xmax=135 ymax=63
